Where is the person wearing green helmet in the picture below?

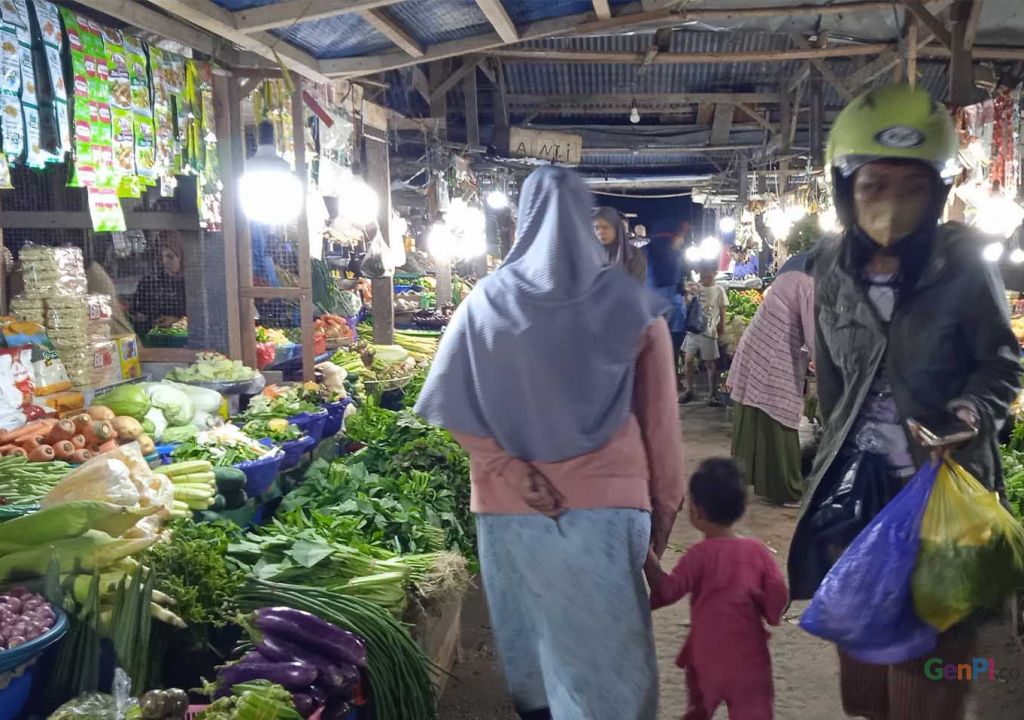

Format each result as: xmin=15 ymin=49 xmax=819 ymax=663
xmin=787 ymin=84 xmax=1021 ymax=719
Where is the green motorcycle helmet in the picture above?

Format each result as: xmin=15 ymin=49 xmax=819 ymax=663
xmin=826 ymin=84 xmax=959 ymax=183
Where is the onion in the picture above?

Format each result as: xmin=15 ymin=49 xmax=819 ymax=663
xmin=7 ymin=636 xmax=25 ymax=648
xmin=3 ymin=597 xmax=21 ymax=613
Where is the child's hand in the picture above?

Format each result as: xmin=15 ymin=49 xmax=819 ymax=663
xmin=643 ymin=546 xmax=664 ymax=588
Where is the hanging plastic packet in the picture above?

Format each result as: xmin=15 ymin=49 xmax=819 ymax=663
xmin=29 ymin=0 xmax=66 ymax=164
xmin=0 ymin=25 xmax=24 ymax=165
xmin=124 ymin=33 xmax=155 ymax=184
xmin=60 ymin=8 xmax=91 ymax=186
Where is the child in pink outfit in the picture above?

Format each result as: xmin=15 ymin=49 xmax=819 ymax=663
xmin=645 ymin=458 xmax=789 ymax=720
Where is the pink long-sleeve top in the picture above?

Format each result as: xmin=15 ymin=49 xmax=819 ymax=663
xmin=451 ymin=318 xmax=685 ymax=515
xmin=728 ymin=271 xmax=815 ymax=429
xmin=651 ymin=537 xmax=788 ymax=685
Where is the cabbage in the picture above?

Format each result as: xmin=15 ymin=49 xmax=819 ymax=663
xmin=192 ymin=409 xmax=217 ymax=430
xmin=145 ymin=383 xmax=195 ymax=426
xmin=144 ymin=408 xmax=168 ymax=442
xmin=94 ymin=384 xmax=151 ymax=421
xmin=162 ymin=424 xmax=199 ymax=443
xmin=162 ymin=380 xmax=223 ymax=414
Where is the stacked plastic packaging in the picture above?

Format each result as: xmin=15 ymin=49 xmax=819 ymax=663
xmin=10 ymin=246 xmax=109 ymax=390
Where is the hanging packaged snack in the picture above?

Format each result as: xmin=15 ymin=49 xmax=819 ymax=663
xmin=124 ymin=33 xmax=155 ymax=183
xmin=61 ymin=8 xmax=94 ymax=187
xmin=87 ymin=186 xmax=127 ymax=232
xmin=0 ymin=26 xmax=23 ymax=164
xmin=101 ymin=24 xmax=135 ymax=191
xmin=29 ymin=0 xmax=66 ymax=163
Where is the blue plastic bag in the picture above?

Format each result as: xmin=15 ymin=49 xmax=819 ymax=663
xmin=800 ymin=461 xmax=939 ymax=664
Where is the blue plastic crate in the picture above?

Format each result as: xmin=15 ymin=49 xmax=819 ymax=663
xmin=288 ymin=409 xmax=329 ymax=442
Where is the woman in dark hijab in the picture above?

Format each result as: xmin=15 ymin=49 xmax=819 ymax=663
xmin=594 ymin=206 xmax=646 ymax=282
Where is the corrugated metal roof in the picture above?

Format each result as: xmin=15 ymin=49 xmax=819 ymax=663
xmin=204 ymin=0 xmax=1024 ymax=60
xmin=582 ymin=152 xmax=730 ymax=168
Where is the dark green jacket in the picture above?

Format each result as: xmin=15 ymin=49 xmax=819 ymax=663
xmin=789 ymin=223 xmax=1021 ymax=597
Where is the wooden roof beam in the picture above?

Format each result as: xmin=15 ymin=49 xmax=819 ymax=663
xmin=592 ymin=0 xmax=612 ymax=19
xmin=150 ymin=0 xmax=329 ymax=81
xmin=506 ymin=92 xmax=778 ymax=106
xmin=360 ymin=9 xmax=424 ymax=57
xmin=89 ymin=0 xmax=241 ymax=63
xmin=233 ymin=0 xmax=405 ymax=33
xmin=900 ymin=0 xmax=953 ymax=50
xmin=490 ymin=43 xmax=890 ymax=64
xmin=963 ymin=0 xmax=984 ymax=50
xmin=474 ymin=0 xmax=519 ymax=44
xmin=790 ymin=34 xmax=854 ymax=101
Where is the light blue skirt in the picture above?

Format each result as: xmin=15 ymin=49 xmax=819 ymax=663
xmin=477 ymin=509 xmax=658 ymax=720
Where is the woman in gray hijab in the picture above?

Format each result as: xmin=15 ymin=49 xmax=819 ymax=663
xmin=594 ymin=205 xmax=647 ymax=282
xmin=416 ymin=166 xmax=685 ymax=720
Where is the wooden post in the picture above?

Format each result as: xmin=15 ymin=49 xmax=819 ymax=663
xmin=291 ymin=83 xmax=316 ymax=381
xmin=777 ymin=89 xmax=794 ymax=194
xmin=492 ymin=59 xmax=509 ymax=151
xmin=364 ymin=121 xmax=395 ymax=347
xmin=907 ymin=14 xmax=919 ymax=87
xmin=229 ymin=77 xmax=258 ymax=368
xmin=737 ymin=153 xmax=749 ymax=219
xmin=949 ymin=1 xmax=974 ymax=105
xmin=808 ymin=60 xmax=825 ymax=168
xmin=428 ymin=60 xmax=450 ymax=141
xmin=436 ymin=262 xmax=453 ymax=307
xmin=214 ymin=74 xmax=242 ymax=360
xmin=464 ymin=68 xmax=479 ymax=147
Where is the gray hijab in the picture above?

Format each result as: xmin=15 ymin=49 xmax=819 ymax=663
xmin=415 ymin=166 xmax=669 ymax=463
xmin=594 ymin=205 xmax=633 ymax=268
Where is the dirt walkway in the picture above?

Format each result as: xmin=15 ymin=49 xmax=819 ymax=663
xmin=438 ymin=404 xmax=1024 ymax=719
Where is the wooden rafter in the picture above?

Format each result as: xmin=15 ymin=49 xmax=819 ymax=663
xmin=89 ymin=0 xmax=244 ymax=64
xmin=233 ymin=0 xmax=404 ymax=33
xmin=900 ymin=0 xmax=953 ymax=50
xmin=429 ymin=58 xmax=481 ymax=104
xmin=361 ymin=9 xmax=425 ymax=57
xmin=150 ymin=0 xmax=329 ymax=81
xmin=710 ymin=104 xmax=734 ymax=145
xmin=592 ymin=0 xmax=612 ymax=19
xmin=489 ymin=43 xmax=889 ymax=64
xmin=789 ymin=35 xmax=854 ymax=101
xmin=507 ymin=92 xmax=777 ymax=107
xmin=735 ymin=103 xmax=776 ymax=134
xmin=474 ymin=0 xmax=519 ymax=44
xmin=963 ymin=0 xmax=984 ymax=50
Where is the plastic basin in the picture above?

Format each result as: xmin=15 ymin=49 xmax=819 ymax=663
xmin=287 ymin=408 xmax=329 ymax=442
xmin=278 ymin=434 xmax=317 ymax=471
xmin=0 ymin=669 xmax=32 ymax=720
xmin=0 ymin=607 xmax=68 ymax=674
xmin=321 ymin=398 xmax=353 ymax=438
xmin=234 ymin=451 xmax=284 ymax=496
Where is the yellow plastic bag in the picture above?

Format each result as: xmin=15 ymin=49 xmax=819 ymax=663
xmin=912 ymin=459 xmax=1024 ymax=631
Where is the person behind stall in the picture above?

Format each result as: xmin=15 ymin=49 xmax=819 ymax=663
xmin=131 ymin=234 xmax=186 ymax=335
xmin=787 ymin=84 xmax=1020 ymax=720
xmin=680 ymin=261 xmax=728 ymax=406
xmin=415 ymin=166 xmax=685 ymax=720
xmin=645 ymin=458 xmax=788 ymax=720
xmin=727 ymin=251 xmax=815 ymax=506
xmin=594 ymin=206 xmax=647 ymax=282
xmin=646 ymin=219 xmax=688 ymax=375
xmin=729 ymin=245 xmax=760 ymax=279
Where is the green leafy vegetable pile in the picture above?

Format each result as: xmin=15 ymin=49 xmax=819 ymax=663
xmin=143 ymin=519 xmax=246 ymax=630
xmin=1001 ymin=446 xmax=1024 ymax=521
xmin=242 ymin=418 xmax=303 ymax=443
xmin=290 ymin=400 xmax=474 ymax=557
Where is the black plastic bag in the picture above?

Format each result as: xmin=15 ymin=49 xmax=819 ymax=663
xmin=789 ymin=449 xmax=901 ymax=599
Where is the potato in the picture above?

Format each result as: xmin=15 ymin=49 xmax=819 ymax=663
xmin=86 ymin=405 xmax=116 ymax=422
xmin=137 ymin=434 xmax=155 ymax=456
xmin=111 ymin=416 xmax=144 ymax=442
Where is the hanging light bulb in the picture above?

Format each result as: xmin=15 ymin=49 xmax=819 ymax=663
xmin=982 ymin=241 xmax=1005 ymax=263
xmin=718 ymin=217 xmax=736 ymax=234
xmin=1010 ymin=248 xmax=1024 ymax=264
xmin=818 ymin=207 xmax=839 ymax=233
xmin=700 ymin=235 xmax=721 ymax=260
xmin=337 ymin=170 xmax=380 ymax=227
xmin=629 ymin=98 xmax=641 ymax=124
xmin=486 ymin=190 xmax=509 ymax=210
xmin=239 ymin=121 xmax=304 ymax=226
xmin=428 ymin=222 xmax=455 ymax=261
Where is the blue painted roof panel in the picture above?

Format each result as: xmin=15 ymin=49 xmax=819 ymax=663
xmin=273 ymin=14 xmax=394 ymax=58
xmin=386 ymin=0 xmax=492 ymax=45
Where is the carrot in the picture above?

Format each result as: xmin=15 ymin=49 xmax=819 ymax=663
xmin=70 ymin=434 xmax=87 ymax=450
xmin=68 ymin=449 xmax=92 ymax=464
xmin=27 ymin=445 xmax=56 ymax=462
xmin=72 ymin=414 xmax=92 ymax=432
xmin=45 ymin=420 xmax=77 ymax=444
xmin=4 ymin=421 xmax=49 ymax=443
xmin=97 ymin=440 xmax=119 ymax=454
xmin=1 ymin=446 xmax=26 ymax=457
xmin=52 ymin=440 xmax=75 ymax=459
xmin=88 ymin=444 xmax=101 ymax=453
xmin=19 ymin=436 xmax=45 ymax=452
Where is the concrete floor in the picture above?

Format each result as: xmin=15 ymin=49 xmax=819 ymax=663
xmin=438 ymin=403 xmax=1024 ymax=719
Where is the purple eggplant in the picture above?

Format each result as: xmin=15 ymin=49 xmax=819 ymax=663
xmin=217 ymin=660 xmax=318 ymax=690
xmin=307 ymin=684 xmax=328 ymax=706
xmin=291 ymin=692 xmax=315 ymax=717
xmin=257 ymin=632 xmax=353 ymax=692
xmin=254 ymin=607 xmax=367 ymax=668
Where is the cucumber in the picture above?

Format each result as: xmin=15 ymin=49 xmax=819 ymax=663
xmin=223 ymin=488 xmax=248 ymax=510
xmin=213 ymin=466 xmax=247 ymax=493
